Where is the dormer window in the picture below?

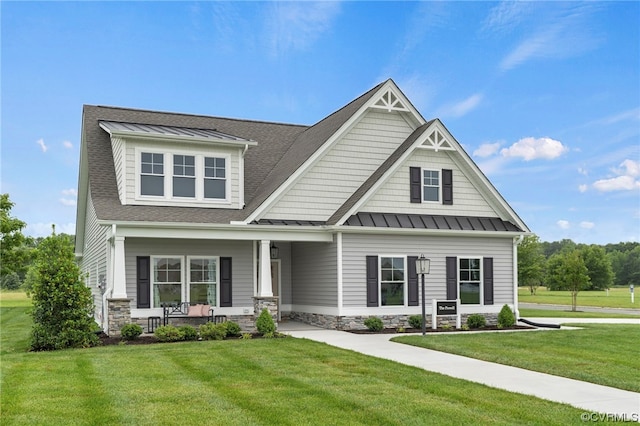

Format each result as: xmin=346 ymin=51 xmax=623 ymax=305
xmin=204 ymin=157 xmax=226 ymax=199
xmin=173 ymin=155 xmax=196 ymax=198
xmin=141 ymin=152 xmax=164 ymax=196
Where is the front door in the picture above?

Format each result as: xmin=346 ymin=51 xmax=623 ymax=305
xmin=271 ymin=260 xmax=281 ymax=321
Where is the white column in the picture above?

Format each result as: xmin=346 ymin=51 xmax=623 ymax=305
xmin=112 ymin=236 xmax=128 ymax=299
xmin=257 ymin=240 xmax=273 ymax=297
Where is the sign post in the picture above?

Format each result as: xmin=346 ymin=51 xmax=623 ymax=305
xmin=631 ymin=284 xmax=634 ymax=304
xmin=432 ymin=299 xmax=461 ymax=329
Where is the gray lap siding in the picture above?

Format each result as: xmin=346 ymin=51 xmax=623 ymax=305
xmin=341 ymin=233 xmax=514 ymax=308
xmin=291 ymin=241 xmax=338 ymax=307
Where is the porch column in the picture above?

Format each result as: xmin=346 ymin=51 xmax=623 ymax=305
xmin=257 ymin=240 xmax=273 ymax=297
xmin=112 ymin=236 xmax=128 ymax=299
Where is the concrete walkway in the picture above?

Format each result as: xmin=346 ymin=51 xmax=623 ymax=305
xmin=280 ymin=321 xmax=640 ymax=419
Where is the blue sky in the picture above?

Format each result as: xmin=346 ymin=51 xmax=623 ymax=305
xmin=2 ymin=1 xmax=639 ymax=244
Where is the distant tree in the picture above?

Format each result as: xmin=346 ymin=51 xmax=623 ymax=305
xmin=548 ymin=250 xmax=591 ymax=311
xmin=518 ymin=235 xmax=545 ymax=294
xmin=0 ymin=194 xmax=33 ymax=287
xmin=29 ymin=227 xmax=98 ymax=351
xmin=612 ymin=246 xmax=640 ymax=287
xmin=581 ymin=245 xmax=614 ymax=290
xmin=541 ymin=239 xmax=578 ymax=258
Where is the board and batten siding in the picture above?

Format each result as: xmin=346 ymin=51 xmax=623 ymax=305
xmin=124 ymin=238 xmax=254 ymax=308
xmin=263 ymin=110 xmax=415 ymax=221
xmin=362 ymin=149 xmax=497 ymax=217
xmin=110 ymin=137 xmax=126 ymax=203
xmin=291 ymin=241 xmax=338 ymax=307
xmin=341 ymin=233 xmax=514 ymax=308
xmin=80 ymin=193 xmax=109 ymax=316
xmin=122 ymin=139 xmax=241 ymax=209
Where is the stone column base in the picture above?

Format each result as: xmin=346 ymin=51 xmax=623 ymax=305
xmin=253 ymin=297 xmax=279 ymax=330
xmin=107 ymin=298 xmax=132 ymax=337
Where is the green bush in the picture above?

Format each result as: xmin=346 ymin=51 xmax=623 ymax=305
xmin=408 ymin=315 xmax=423 ymax=329
xmin=29 ymin=231 xmax=99 ymax=351
xmin=363 ymin=316 xmax=384 ymax=332
xmin=497 ymin=304 xmax=516 ymax=328
xmin=1 ymin=272 xmax=21 ymax=290
xmin=224 ymin=321 xmax=242 ymax=337
xmin=241 ymin=332 xmax=253 ymax=339
xmin=256 ymin=309 xmax=275 ymax=335
xmin=466 ymin=314 xmax=486 ymax=329
xmin=199 ymin=322 xmax=227 ymax=340
xmin=154 ymin=325 xmax=183 ymax=342
xmin=179 ymin=325 xmax=198 ymax=341
xmin=120 ymin=323 xmax=143 ymax=341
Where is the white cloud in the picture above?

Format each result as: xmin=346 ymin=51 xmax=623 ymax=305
xmin=438 ymin=93 xmax=484 ymax=118
xmin=25 ymin=222 xmax=76 ymax=238
xmin=482 ymin=1 xmax=532 ymax=34
xmin=578 ymin=184 xmax=588 ymax=193
xmin=500 ymin=137 xmax=568 ymax=161
xmin=36 ymin=138 xmax=48 ymax=153
xmin=473 ymin=142 xmax=501 ymax=158
xmin=61 ymin=188 xmax=77 ymax=197
xmin=59 ymin=198 xmax=77 ymax=207
xmin=577 ymin=166 xmax=588 ymax=176
xmin=592 ymin=159 xmax=640 ymax=192
xmin=580 ymin=221 xmax=595 ymax=229
xmin=557 ymin=220 xmax=570 ymax=230
xmin=63 ymin=140 xmax=73 ymax=149
xmin=265 ymin=2 xmax=341 ymax=57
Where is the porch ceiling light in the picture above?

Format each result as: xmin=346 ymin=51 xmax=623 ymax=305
xmin=415 ymin=254 xmax=430 ymax=275
xmin=270 ymin=242 xmax=279 ymax=259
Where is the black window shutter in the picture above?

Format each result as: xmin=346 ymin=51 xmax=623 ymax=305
xmin=220 ymin=257 xmax=232 ymax=307
xmin=407 ymin=256 xmax=418 ymax=306
xmin=136 ymin=256 xmax=150 ymax=309
xmin=446 ymin=257 xmax=457 ymax=300
xmin=483 ymin=257 xmax=494 ymax=305
xmin=409 ymin=167 xmax=421 ymax=203
xmin=442 ymin=169 xmax=453 ymax=205
xmin=366 ymin=256 xmax=379 ymax=307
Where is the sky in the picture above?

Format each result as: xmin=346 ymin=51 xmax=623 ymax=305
xmin=1 ymin=1 xmax=639 ymax=245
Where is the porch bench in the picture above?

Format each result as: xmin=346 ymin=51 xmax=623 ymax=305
xmin=162 ymin=302 xmax=214 ymax=326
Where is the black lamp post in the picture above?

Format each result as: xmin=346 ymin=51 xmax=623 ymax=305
xmin=415 ymin=254 xmax=431 ymax=336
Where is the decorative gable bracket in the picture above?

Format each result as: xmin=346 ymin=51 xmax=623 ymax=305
xmin=417 ymin=128 xmax=455 ymax=152
xmin=371 ymin=88 xmax=410 ymax=112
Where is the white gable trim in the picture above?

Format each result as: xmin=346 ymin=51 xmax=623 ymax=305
xmin=243 ymin=80 xmax=426 ymax=224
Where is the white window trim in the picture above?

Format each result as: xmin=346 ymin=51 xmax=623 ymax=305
xmin=186 ymin=256 xmax=220 ymax=307
xmin=378 ymin=255 xmax=408 ymax=307
xmin=421 ymin=168 xmax=441 ymax=203
xmin=135 ymin=148 xmax=231 ymax=205
xmin=150 ymin=255 xmax=184 ymax=309
xmin=457 ymin=255 xmax=484 ymax=306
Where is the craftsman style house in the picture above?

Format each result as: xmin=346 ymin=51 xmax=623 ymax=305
xmin=75 ymin=79 xmax=530 ymax=335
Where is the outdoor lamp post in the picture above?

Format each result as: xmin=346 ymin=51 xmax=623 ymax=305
xmin=270 ymin=242 xmax=279 ymax=259
xmin=415 ymin=254 xmax=431 ymax=336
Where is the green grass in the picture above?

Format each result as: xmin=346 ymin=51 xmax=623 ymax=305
xmin=393 ymin=324 xmax=640 ymax=393
xmin=518 ymin=308 xmax=639 ymax=318
xmin=0 ymin=290 xmax=33 ymax=308
xmin=1 ymin=299 xmax=588 ymax=425
xmin=518 ymin=286 xmax=638 ymax=309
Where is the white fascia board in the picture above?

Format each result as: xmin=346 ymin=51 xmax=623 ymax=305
xmin=332 ymin=225 xmax=531 ymax=239
xmin=99 ymin=123 xmax=258 ymax=148
xmin=243 ymin=80 xmax=427 ymax=224
xmin=74 ymin=132 xmax=90 ymax=257
xmin=101 ymin=220 xmax=334 ymax=242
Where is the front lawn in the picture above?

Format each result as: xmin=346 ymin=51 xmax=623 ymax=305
xmin=393 ymin=324 xmax=640 ymax=393
xmin=0 ymin=295 xmax=588 ymax=425
xmin=518 ymin=286 xmax=638 ymax=310
xmin=518 ymin=308 xmax=639 ymax=319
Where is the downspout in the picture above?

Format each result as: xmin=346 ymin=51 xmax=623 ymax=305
xmin=101 ymin=224 xmax=117 ymax=334
xmin=513 ymin=235 xmax=524 ymax=318
xmin=240 ymin=144 xmax=248 ymax=208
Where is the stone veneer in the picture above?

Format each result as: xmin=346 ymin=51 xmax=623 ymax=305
xmin=107 ymin=298 xmax=132 ymax=336
xmin=290 ymin=312 xmax=499 ymax=330
xmin=253 ymin=297 xmax=279 ymax=330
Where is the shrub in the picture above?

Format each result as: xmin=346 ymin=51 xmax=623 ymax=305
xmin=408 ymin=315 xmax=423 ymax=329
xmin=256 ymin=309 xmax=275 ymax=335
xmin=179 ymin=325 xmax=198 ymax=341
xmin=241 ymin=332 xmax=252 ymax=340
xmin=497 ymin=304 xmax=516 ymax=328
xmin=120 ymin=323 xmax=143 ymax=341
xmin=199 ymin=322 xmax=227 ymax=340
xmin=29 ymin=231 xmax=99 ymax=351
xmin=466 ymin=314 xmax=486 ymax=329
xmin=363 ymin=316 xmax=383 ymax=332
xmin=224 ymin=321 xmax=242 ymax=337
xmin=154 ymin=325 xmax=183 ymax=342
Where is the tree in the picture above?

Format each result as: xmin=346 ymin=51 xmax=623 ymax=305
xmin=581 ymin=245 xmax=614 ymax=290
xmin=518 ymin=235 xmax=545 ymax=294
xmin=30 ymin=228 xmax=98 ymax=351
xmin=548 ymin=250 xmax=591 ymax=311
xmin=0 ymin=194 xmax=33 ymax=287
xmin=612 ymin=246 xmax=640 ymax=287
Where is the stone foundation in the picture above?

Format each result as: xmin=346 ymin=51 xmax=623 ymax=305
xmin=290 ymin=312 xmax=499 ymax=330
xmin=107 ymin=298 xmax=132 ymax=336
xmin=253 ymin=297 xmax=279 ymax=330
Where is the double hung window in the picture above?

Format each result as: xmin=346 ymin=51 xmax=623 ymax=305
xmin=380 ymin=256 xmax=405 ymax=306
xmin=204 ymin=157 xmax=226 ymax=199
xmin=141 ymin=153 xmax=165 ymax=196
xmin=459 ymin=258 xmax=481 ymax=304
xmin=152 ymin=256 xmax=218 ymax=308
xmin=423 ymin=169 xmax=440 ymax=202
xmin=173 ymin=155 xmax=196 ymax=197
